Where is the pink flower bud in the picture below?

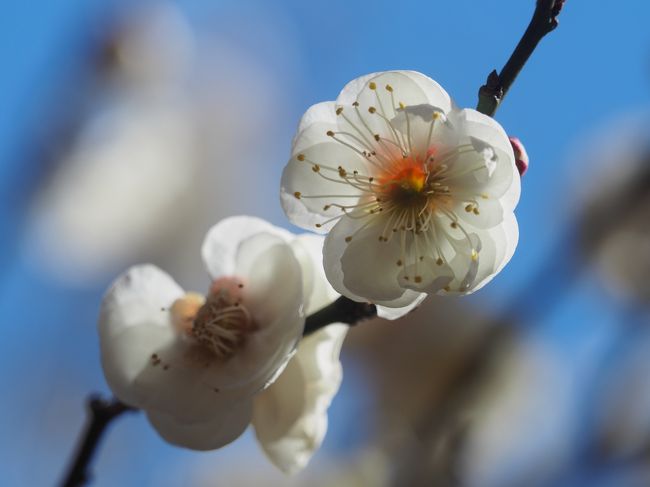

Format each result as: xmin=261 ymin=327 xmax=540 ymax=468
xmin=509 ymin=137 xmax=529 ymax=176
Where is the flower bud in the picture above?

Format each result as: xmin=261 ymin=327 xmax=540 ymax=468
xmin=509 ymin=136 xmax=529 ymax=176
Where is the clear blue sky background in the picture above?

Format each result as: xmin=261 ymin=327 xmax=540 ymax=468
xmin=1 ymin=1 xmax=650 ymax=486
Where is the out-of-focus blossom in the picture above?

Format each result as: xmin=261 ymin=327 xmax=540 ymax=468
xmin=26 ymin=2 xmax=295 ymax=286
xmin=577 ymin=112 xmax=650 ymax=304
xmin=253 ymin=234 xmax=347 ymax=474
xmin=460 ymin=337 xmax=573 ymax=487
xmin=99 ymin=217 xmax=305 ymax=450
xmin=281 ymin=71 xmax=519 ymax=319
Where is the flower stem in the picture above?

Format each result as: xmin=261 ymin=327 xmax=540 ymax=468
xmin=476 ymin=0 xmax=566 ymax=117
xmin=60 ymin=396 xmax=135 ymax=487
xmin=303 ymin=296 xmax=377 ymax=336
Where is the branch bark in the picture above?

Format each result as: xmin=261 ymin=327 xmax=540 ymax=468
xmin=60 ymin=396 xmax=135 ymax=487
xmin=476 ymin=0 xmax=566 ymax=116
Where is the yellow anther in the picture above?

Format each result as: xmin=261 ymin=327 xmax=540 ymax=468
xmin=399 ymin=102 xmax=405 ymax=109
xmin=323 ymin=205 xmax=331 ymax=211
xmin=336 ymin=107 xmax=343 ymax=115
xmin=368 ymin=106 xmax=376 ymax=113
xmin=315 ymin=223 xmax=322 ymax=228
xmin=312 ymin=164 xmax=320 ymax=172
xmin=481 ymin=193 xmax=489 ymax=199
xmin=374 ymin=134 xmax=380 ymax=141
xmin=352 ymin=101 xmax=359 ymax=107
xmin=385 ymin=84 xmax=393 ymax=92
xmin=369 ymin=81 xmax=377 ymax=90
xmin=473 ymin=208 xmax=480 ymax=215
xmin=414 ymin=276 xmax=422 ymax=283
xmin=345 ymin=236 xmax=352 ymax=243
xmin=294 ymin=191 xmax=301 ymax=199
xmin=432 ymin=112 xmax=440 ymax=120
xmin=338 ymin=166 xmax=347 ymax=177
xmin=297 ymin=154 xmax=305 ymax=161
xmin=471 ymin=249 xmax=479 ymax=261
xmin=450 ymin=222 xmax=458 ymax=229
xmin=326 ymin=130 xmax=335 ymax=137
xmin=436 ymin=258 xmax=444 ymax=266
xmin=465 ymin=204 xmax=473 ymax=213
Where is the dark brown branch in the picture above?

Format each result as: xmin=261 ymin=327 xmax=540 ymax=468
xmin=303 ymin=296 xmax=377 ymax=336
xmin=476 ymin=0 xmax=566 ymax=116
xmin=60 ymin=396 xmax=135 ymax=487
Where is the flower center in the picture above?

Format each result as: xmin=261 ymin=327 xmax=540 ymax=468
xmin=171 ymin=277 xmax=255 ymax=359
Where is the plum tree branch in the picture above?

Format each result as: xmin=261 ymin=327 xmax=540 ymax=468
xmin=476 ymin=0 xmax=566 ymax=116
xmin=60 ymin=396 xmax=135 ymax=487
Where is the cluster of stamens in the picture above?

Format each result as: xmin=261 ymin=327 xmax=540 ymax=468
xmin=293 ymin=81 xmax=490 ymax=288
xmin=171 ymin=278 xmax=255 ymax=360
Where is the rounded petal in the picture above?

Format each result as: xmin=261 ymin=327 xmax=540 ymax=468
xmin=338 ymin=71 xmax=452 ymax=114
xmin=323 ymin=214 xmax=424 ymax=313
xmin=449 ymin=108 xmax=520 ymax=212
xmin=375 ymin=292 xmax=427 ymax=320
xmin=281 ymin=142 xmax=368 ymax=233
xmin=291 ymin=102 xmax=338 ymax=155
xmin=201 ymin=216 xmax=293 ymax=280
xmin=252 ymin=324 xmax=348 ymax=474
xmin=222 ymin=232 xmax=305 ymax=392
xmin=98 ymin=265 xmax=184 ymax=406
xmin=147 ymin=399 xmax=253 ymax=450
xmin=290 ymin=233 xmax=339 ymax=314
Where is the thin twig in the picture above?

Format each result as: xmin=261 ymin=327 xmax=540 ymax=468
xmin=476 ymin=0 xmax=566 ymax=116
xmin=60 ymin=396 xmax=135 ymax=487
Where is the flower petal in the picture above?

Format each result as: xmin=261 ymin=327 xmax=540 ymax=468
xmin=147 ymin=399 xmax=253 ymax=450
xmin=220 ymin=232 xmax=305 ymax=393
xmin=201 ymin=216 xmax=293 ymax=280
xmin=290 ymin=234 xmax=339 ymax=314
xmin=281 ymin=142 xmax=368 ymax=233
xmin=98 ymin=265 xmax=184 ymax=406
xmin=323 ymin=214 xmax=424 ymax=312
xmin=252 ymin=324 xmax=348 ymax=474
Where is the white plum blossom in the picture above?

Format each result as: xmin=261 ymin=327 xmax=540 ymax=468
xmin=99 ymin=217 xmax=304 ymax=450
xmin=281 ymin=71 xmax=520 ymax=317
xmin=99 ymin=216 xmax=346 ymax=471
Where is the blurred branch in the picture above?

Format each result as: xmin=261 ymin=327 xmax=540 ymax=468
xmin=60 ymin=396 xmax=135 ymax=487
xmin=476 ymin=0 xmax=566 ymax=116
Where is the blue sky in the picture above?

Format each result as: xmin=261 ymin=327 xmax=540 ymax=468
xmin=2 ymin=1 xmax=650 ymax=485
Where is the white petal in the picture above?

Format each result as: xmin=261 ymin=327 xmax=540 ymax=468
xmin=323 ymin=214 xmax=423 ymax=311
xmin=147 ymin=400 xmax=252 ymax=450
xmin=291 ymin=102 xmax=338 ymax=155
xmin=338 ymin=71 xmax=452 ymax=114
xmin=281 ymin=142 xmax=368 ymax=233
xmin=98 ymin=265 xmax=184 ymax=406
xmin=252 ymin=324 xmax=348 ymax=474
xmin=222 ymin=232 xmax=305 ymax=393
xmin=201 ymin=216 xmax=293 ymax=280
xmin=449 ymin=108 xmax=520 ymax=212
xmin=375 ymin=292 xmax=427 ymax=320
xmin=290 ymin=234 xmax=339 ymax=314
